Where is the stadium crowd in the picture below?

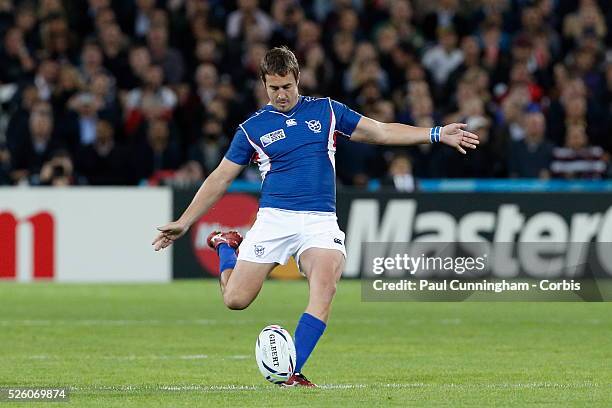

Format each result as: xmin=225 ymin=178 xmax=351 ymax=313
xmin=0 ymin=0 xmax=610 ymax=188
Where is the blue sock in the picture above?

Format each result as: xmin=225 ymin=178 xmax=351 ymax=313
xmin=217 ymin=243 xmax=237 ymax=274
xmin=294 ymin=312 xmax=326 ymax=373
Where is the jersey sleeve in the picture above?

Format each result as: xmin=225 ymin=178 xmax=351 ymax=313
xmin=330 ymin=99 xmax=362 ymax=138
xmin=225 ymin=127 xmax=255 ymax=165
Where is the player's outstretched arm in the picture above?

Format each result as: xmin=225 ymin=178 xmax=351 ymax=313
xmin=350 ymin=117 xmax=479 ymax=154
xmin=152 ymin=158 xmax=244 ymax=251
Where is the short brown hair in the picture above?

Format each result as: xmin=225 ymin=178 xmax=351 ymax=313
xmin=259 ymin=46 xmax=300 ymax=83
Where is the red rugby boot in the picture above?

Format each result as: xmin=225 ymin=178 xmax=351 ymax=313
xmin=206 ymin=230 xmax=243 ymax=251
xmin=281 ymin=372 xmax=317 ymax=388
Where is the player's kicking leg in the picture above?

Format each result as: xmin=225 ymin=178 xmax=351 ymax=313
xmin=282 ymin=247 xmax=345 ymax=387
xmin=207 ymin=231 xmax=275 ymax=310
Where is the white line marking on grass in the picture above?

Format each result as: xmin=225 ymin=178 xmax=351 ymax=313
xmin=318 ymin=384 xmax=367 ymax=389
xmin=71 ymin=385 xmax=262 ymax=392
xmin=227 ymin=355 xmax=249 ymax=360
xmin=26 ymin=354 xmax=241 ymax=361
xmin=380 ymin=382 xmax=599 ymax=390
xmin=68 ymin=381 xmax=601 ymax=393
xmin=179 ymin=355 xmax=208 ymax=360
xmin=439 ymin=318 xmax=462 ymax=325
xmin=100 ymin=355 xmax=210 ymax=361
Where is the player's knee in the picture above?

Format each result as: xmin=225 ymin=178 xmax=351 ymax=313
xmin=326 ymin=282 xmax=337 ymax=299
xmin=223 ymin=291 xmax=250 ymax=310
xmin=315 ymin=278 xmax=337 ymax=300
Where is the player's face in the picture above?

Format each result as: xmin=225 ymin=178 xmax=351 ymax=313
xmin=264 ymin=73 xmax=299 ymax=112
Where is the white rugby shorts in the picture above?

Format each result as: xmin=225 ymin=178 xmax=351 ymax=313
xmin=237 ymin=208 xmax=346 ymax=267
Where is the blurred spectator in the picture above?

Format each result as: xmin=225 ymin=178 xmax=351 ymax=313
xmin=563 ymin=1 xmax=607 ymax=46
xmin=226 ymin=0 xmax=274 ymax=42
xmin=193 ymin=63 xmax=218 ymax=106
xmin=38 ymin=0 xmax=65 ymax=21
xmin=124 ymin=65 xmax=177 ymax=136
xmin=131 ymin=0 xmax=157 ymax=38
xmin=493 ymin=86 xmax=531 ymax=152
xmin=11 ymin=101 xmax=62 ymax=184
xmin=295 ymin=19 xmax=322 ymax=58
xmin=421 ymin=0 xmax=469 ymax=40
xmin=0 ymin=27 xmax=35 ymax=84
xmin=6 ymin=84 xmax=40 ymax=153
xmin=329 ymin=32 xmax=355 ymax=98
xmin=73 ymin=0 xmax=111 ymax=37
xmin=79 ymin=40 xmax=108 ymax=85
xmin=448 ymin=36 xmax=480 ymax=77
xmin=34 ymin=58 xmax=59 ymax=101
xmin=385 ymin=0 xmax=424 ymax=51
xmin=187 ymin=117 xmax=228 ymax=175
xmin=344 ymin=42 xmax=388 ymax=95
xmin=550 ymin=124 xmax=607 ymax=179
xmin=422 ymin=27 xmax=463 ymax=94
xmin=120 ymin=44 xmax=151 ymax=90
xmin=99 ymin=23 xmax=130 ymax=84
xmin=132 ymin=119 xmax=181 ymax=182
xmin=90 ymin=72 xmax=120 ymax=123
xmin=93 ymin=7 xmax=118 ymax=35
xmin=333 ymin=7 xmax=364 ymax=42
xmin=76 ymin=120 xmax=129 ymax=185
xmin=52 ymin=65 xmax=84 ymax=115
xmin=480 ymin=20 xmax=508 ymax=75
xmin=300 ymin=45 xmax=331 ymax=95
xmin=269 ymin=1 xmax=304 ymax=49
xmin=508 ymin=111 xmax=553 ymax=179
xmin=381 ymin=153 xmax=417 ymax=192
xmin=190 ymin=39 xmax=223 ymax=77
xmin=38 ymin=149 xmax=74 ymax=186
xmin=172 ymin=160 xmax=205 ymax=186
xmin=147 ymin=24 xmax=185 ymax=84
xmin=571 ymin=47 xmax=605 ymax=100
xmin=14 ymin=4 xmax=39 ymax=51
xmin=41 ymin=14 xmax=75 ymax=62
xmin=0 ymin=143 xmax=11 ymax=185
xmin=63 ymin=91 xmax=104 ymax=150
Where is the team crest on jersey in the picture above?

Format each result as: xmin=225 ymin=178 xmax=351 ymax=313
xmin=285 ymin=118 xmax=297 ymax=127
xmin=305 ymin=120 xmax=322 ymax=133
xmin=260 ymin=129 xmax=286 ymax=147
xmin=254 ymin=245 xmax=265 ymax=257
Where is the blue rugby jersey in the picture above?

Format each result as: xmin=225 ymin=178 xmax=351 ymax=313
xmin=225 ymin=96 xmax=362 ymax=212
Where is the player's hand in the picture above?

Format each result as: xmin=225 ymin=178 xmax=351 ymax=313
xmin=440 ymin=123 xmax=480 ymax=154
xmin=152 ymin=221 xmax=188 ymax=251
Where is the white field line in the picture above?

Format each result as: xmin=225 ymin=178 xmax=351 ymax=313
xmin=21 ymin=354 xmax=255 ymax=361
xmin=67 ymin=381 xmax=601 ymax=393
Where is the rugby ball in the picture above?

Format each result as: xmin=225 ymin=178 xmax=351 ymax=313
xmin=255 ymin=325 xmax=296 ymax=384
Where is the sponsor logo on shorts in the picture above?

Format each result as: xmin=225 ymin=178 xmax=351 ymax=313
xmin=305 ymin=120 xmax=322 ymax=133
xmin=260 ymin=129 xmax=286 ymax=147
xmin=254 ymin=245 xmax=265 ymax=257
xmin=334 ymin=238 xmax=343 ymax=245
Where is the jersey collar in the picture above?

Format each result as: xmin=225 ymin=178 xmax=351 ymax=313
xmin=264 ymin=95 xmax=304 ymax=117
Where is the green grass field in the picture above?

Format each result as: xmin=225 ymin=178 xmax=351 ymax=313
xmin=0 ymin=280 xmax=610 ymax=407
